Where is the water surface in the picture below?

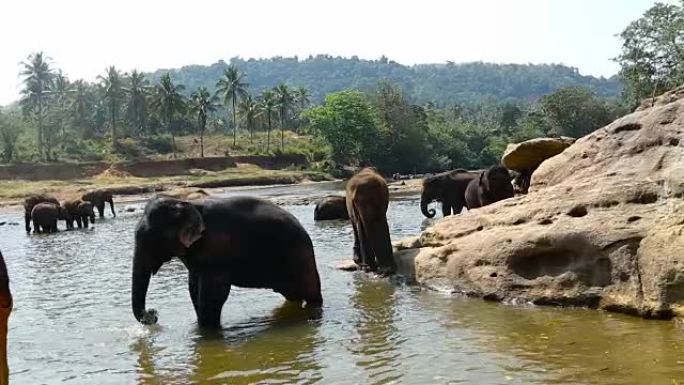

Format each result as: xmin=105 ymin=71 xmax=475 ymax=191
xmin=1 ymin=182 xmax=682 ymax=384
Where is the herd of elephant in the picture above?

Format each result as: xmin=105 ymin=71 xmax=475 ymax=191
xmin=23 ymin=190 xmax=116 ymax=233
xmin=0 ymin=165 xmax=519 ymax=382
xmin=14 ymin=165 xmax=517 ymax=331
xmin=314 ymin=165 xmax=516 ymax=221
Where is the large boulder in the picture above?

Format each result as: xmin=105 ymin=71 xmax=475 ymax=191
xmin=501 ymin=137 xmax=575 ymax=171
xmin=405 ymin=88 xmax=684 ymax=320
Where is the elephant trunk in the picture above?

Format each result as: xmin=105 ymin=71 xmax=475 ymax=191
xmin=420 ymin=192 xmax=436 ymax=218
xmin=132 ymin=247 xmax=157 ymax=325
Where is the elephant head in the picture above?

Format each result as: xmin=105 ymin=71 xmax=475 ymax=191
xmin=481 ymin=165 xmax=515 ymax=203
xmin=132 ymin=197 xmax=204 ymax=325
xmin=420 ymin=177 xmax=441 ymax=218
xmin=420 ymin=169 xmax=471 ymax=218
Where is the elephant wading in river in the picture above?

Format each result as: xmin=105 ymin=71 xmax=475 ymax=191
xmin=313 ymin=196 xmax=349 ymax=221
xmin=131 ymin=196 xmax=323 ymax=328
xmin=31 ymin=202 xmax=61 ymax=233
xmin=345 ymin=168 xmax=396 ymax=275
xmin=420 ymin=169 xmax=479 ymax=218
xmin=24 ymin=195 xmax=60 ymax=233
xmin=63 ymin=200 xmax=96 ymax=229
xmin=82 ymin=189 xmax=115 ymax=218
xmin=465 ymin=165 xmax=515 ymax=209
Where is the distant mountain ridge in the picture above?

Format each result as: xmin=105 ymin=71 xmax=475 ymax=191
xmin=148 ymin=55 xmax=622 ymax=105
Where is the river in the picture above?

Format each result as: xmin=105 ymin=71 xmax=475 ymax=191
xmin=1 ymin=182 xmax=682 ymax=384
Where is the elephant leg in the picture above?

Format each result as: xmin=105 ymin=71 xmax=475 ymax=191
xmin=109 ymin=200 xmax=116 ymax=217
xmin=351 ymin=222 xmax=362 ymax=266
xmin=357 ymin=221 xmax=376 ymax=272
xmin=82 ymin=216 xmax=89 ymax=229
xmin=441 ymin=202 xmax=452 ymax=217
xmin=25 ymin=211 xmax=33 ymax=233
xmin=97 ymin=203 xmax=105 ymax=218
xmin=188 ymin=270 xmax=230 ymax=328
xmin=369 ymin=215 xmax=396 ymax=275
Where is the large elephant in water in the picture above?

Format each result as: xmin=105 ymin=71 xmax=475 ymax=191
xmin=420 ymin=169 xmax=479 ymax=218
xmin=313 ymin=195 xmax=348 ymax=221
xmin=82 ymin=189 xmax=115 ymax=218
xmin=131 ymin=196 xmax=322 ymax=328
xmin=345 ymin=168 xmax=396 ymax=275
xmin=465 ymin=165 xmax=515 ymax=209
xmin=23 ymin=195 xmax=60 ymax=233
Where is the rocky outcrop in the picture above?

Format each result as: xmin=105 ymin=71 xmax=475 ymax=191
xmin=406 ymin=88 xmax=684 ymax=319
xmin=501 ymin=137 xmax=575 ymax=171
xmin=502 ymin=137 xmax=575 ymax=193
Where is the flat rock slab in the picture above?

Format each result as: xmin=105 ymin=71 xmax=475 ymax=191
xmin=335 ymin=260 xmax=359 ymax=271
xmin=502 ymin=137 xmax=575 ymax=171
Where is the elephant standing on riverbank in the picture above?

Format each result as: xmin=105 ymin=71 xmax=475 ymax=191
xmin=31 ymin=202 xmax=61 ymax=233
xmin=420 ymin=169 xmax=479 ymax=218
xmin=23 ymin=195 xmax=60 ymax=233
xmin=465 ymin=165 xmax=515 ymax=209
xmin=82 ymin=189 xmax=115 ymax=218
xmin=314 ymin=196 xmax=349 ymax=221
xmin=346 ymin=168 xmax=396 ymax=275
xmin=131 ymin=196 xmax=322 ymax=328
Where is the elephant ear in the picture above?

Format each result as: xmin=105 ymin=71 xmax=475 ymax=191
xmin=147 ymin=198 xmax=205 ymax=249
xmin=174 ymin=202 xmax=205 ymax=249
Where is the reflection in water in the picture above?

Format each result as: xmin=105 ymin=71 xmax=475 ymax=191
xmin=419 ymin=293 xmax=684 ymax=385
xmin=1 ymin=183 xmax=683 ymax=384
xmin=133 ymin=303 xmax=323 ymax=385
xmin=348 ymin=274 xmax=403 ymax=384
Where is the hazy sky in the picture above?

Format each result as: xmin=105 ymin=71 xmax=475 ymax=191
xmin=0 ymin=0 xmax=674 ymax=105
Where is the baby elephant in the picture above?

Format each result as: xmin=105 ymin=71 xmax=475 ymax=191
xmin=61 ymin=199 xmax=95 ymax=229
xmin=465 ymin=165 xmax=515 ymax=209
xmin=31 ymin=202 xmax=61 ymax=233
xmin=313 ymin=196 xmax=349 ymax=221
xmin=63 ymin=200 xmax=96 ymax=229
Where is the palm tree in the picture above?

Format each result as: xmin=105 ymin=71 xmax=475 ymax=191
xmin=70 ymin=80 xmax=91 ymax=138
xmin=258 ymin=90 xmax=277 ymax=152
xmin=151 ymin=73 xmax=186 ymax=158
xmin=51 ymin=70 xmax=73 ymax=140
xmin=274 ymin=84 xmax=294 ymax=150
xmin=19 ymin=52 xmax=55 ymax=159
xmin=189 ymin=87 xmax=219 ymax=157
xmin=124 ymin=70 xmax=150 ymax=136
xmin=215 ymin=65 xmax=248 ymax=147
xmin=98 ymin=66 xmax=125 ymax=144
xmin=237 ymin=94 xmax=258 ymax=143
xmin=292 ymin=86 xmax=310 ymax=132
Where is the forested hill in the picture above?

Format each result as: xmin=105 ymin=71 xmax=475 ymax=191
xmin=148 ymin=56 xmax=622 ymax=105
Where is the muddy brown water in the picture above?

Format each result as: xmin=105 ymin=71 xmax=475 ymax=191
xmin=1 ymin=182 xmax=682 ymax=384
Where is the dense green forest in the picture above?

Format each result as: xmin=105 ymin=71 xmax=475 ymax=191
xmin=0 ymin=0 xmax=681 ymax=173
xmin=150 ymin=58 xmax=621 ymax=106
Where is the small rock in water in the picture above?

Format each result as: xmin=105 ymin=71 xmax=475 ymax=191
xmin=125 ymin=206 xmax=136 ymax=212
xmin=336 ymin=260 xmax=359 ymax=271
xmin=0 ymin=222 xmax=6 ymax=226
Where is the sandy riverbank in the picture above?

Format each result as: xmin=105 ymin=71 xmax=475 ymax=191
xmin=0 ymin=163 xmax=424 ymax=212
